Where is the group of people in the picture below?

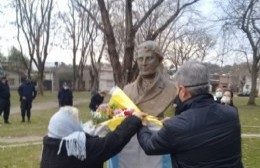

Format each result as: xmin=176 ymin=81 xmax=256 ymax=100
xmin=215 ymin=87 xmax=236 ymax=107
xmin=41 ymin=41 xmax=243 ymax=168
xmin=0 ymin=76 xmax=37 ymax=123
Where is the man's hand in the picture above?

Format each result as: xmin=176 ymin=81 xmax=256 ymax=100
xmin=132 ymin=111 xmax=147 ymax=119
xmin=172 ymin=103 xmax=177 ymax=109
xmin=162 ymin=117 xmax=171 ymax=123
xmin=132 ymin=112 xmax=148 ymax=126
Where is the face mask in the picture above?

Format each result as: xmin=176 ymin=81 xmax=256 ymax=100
xmin=221 ymin=96 xmax=231 ymax=104
xmin=172 ymin=92 xmax=183 ymax=115
xmin=64 ymin=86 xmax=69 ymax=90
xmin=215 ymin=91 xmax=223 ymax=98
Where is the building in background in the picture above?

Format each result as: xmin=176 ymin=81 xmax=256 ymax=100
xmin=99 ymin=64 xmax=114 ymax=92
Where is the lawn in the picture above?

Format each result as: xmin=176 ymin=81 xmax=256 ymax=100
xmin=0 ymin=93 xmax=260 ymax=168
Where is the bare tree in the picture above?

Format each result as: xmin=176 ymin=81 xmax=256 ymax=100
xmin=219 ymin=0 xmax=260 ymax=105
xmin=59 ymin=0 xmax=83 ymax=90
xmin=166 ymin=28 xmax=215 ymax=69
xmin=60 ymin=0 xmax=105 ymax=91
xmin=77 ymin=0 xmax=200 ymax=88
xmin=15 ymin=0 xmax=54 ymax=95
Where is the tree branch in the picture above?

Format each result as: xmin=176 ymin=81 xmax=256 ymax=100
xmin=147 ymin=0 xmax=199 ymax=40
xmin=75 ymin=0 xmax=105 ymax=32
xmin=133 ymin=0 xmax=164 ymax=32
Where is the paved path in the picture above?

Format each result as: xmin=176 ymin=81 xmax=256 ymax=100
xmin=10 ymin=98 xmax=86 ymax=115
xmin=1 ymin=133 xmax=260 ymax=149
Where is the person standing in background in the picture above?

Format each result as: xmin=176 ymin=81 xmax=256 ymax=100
xmin=215 ymin=87 xmax=223 ymax=103
xmin=0 ymin=75 xmax=11 ymax=124
xmin=89 ymin=91 xmax=107 ymax=113
xmin=58 ymin=82 xmax=73 ymax=107
xmin=221 ymin=89 xmax=237 ymax=108
xmin=18 ymin=77 xmax=37 ymax=123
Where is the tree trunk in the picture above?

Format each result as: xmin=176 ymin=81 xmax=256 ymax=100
xmin=123 ymin=0 xmax=136 ymax=85
xmin=37 ymin=65 xmax=45 ymax=96
xmin=248 ymin=58 xmax=258 ymax=105
xmin=97 ymin=0 xmax=123 ymax=88
xmin=89 ymin=67 xmax=99 ymax=93
xmin=27 ymin=58 xmax=33 ymax=79
xmin=123 ymin=31 xmax=136 ymax=84
xmin=73 ymin=48 xmax=79 ymax=91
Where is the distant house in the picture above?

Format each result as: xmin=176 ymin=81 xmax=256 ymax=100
xmin=5 ymin=70 xmax=23 ymax=89
xmin=209 ymin=73 xmax=240 ymax=92
xmin=209 ymin=73 xmax=220 ymax=92
xmin=99 ymin=64 xmax=114 ymax=92
xmin=42 ymin=63 xmax=92 ymax=91
xmin=242 ymin=75 xmax=260 ymax=96
xmin=1 ymin=61 xmax=26 ymax=90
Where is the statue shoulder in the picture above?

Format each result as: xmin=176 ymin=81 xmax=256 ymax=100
xmin=161 ymin=77 xmax=177 ymax=98
xmin=123 ymin=81 xmax=136 ymax=91
xmin=123 ymin=81 xmax=138 ymax=97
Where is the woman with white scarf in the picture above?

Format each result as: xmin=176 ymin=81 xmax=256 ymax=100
xmin=40 ymin=106 xmax=145 ymax=168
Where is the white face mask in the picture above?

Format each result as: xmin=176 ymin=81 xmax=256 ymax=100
xmin=64 ymin=86 xmax=69 ymax=90
xmin=215 ymin=91 xmax=223 ymax=98
xmin=221 ymin=96 xmax=231 ymax=104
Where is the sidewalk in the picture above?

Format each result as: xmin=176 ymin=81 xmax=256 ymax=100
xmin=1 ymin=133 xmax=260 ymax=149
xmin=10 ymin=99 xmax=86 ymax=115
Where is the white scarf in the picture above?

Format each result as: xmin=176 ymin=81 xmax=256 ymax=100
xmin=48 ymin=109 xmax=86 ymax=160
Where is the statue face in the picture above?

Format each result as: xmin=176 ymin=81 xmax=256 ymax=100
xmin=137 ymin=53 xmax=161 ymax=76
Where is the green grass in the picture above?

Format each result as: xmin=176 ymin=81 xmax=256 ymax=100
xmin=0 ymin=144 xmax=42 ymax=168
xmin=0 ymin=94 xmax=260 ymax=167
xmin=9 ymin=90 xmax=89 ymax=107
xmin=242 ymin=138 xmax=260 ymax=168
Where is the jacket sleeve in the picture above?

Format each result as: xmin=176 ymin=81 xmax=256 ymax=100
xmin=32 ymin=86 xmax=37 ymax=99
xmin=18 ymin=85 xmax=24 ymax=101
xmin=85 ymin=115 xmax=142 ymax=163
xmin=70 ymin=91 xmax=73 ymax=105
xmin=137 ymin=118 xmax=180 ymax=155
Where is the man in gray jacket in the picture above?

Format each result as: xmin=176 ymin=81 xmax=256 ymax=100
xmin=137 ymin=60 xmax=243 ymax=168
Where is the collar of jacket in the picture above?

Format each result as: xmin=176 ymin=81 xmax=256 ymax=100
xmin=176 ymin=93 xmax=214 ymax=114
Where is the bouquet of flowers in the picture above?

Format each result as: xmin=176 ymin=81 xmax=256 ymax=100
xmin=84 ymin=86 xmax=162 ymax=136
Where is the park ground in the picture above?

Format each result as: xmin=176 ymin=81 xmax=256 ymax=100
xmin=0 ymin=91 xmax=260 ymax=168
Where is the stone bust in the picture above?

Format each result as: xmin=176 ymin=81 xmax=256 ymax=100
xmin=107 ymin=41 xmax=176 ymax=168
xmin=123 ymin=40 xmax=176 ymax=117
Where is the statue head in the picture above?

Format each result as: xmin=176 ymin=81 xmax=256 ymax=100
xmin=136 ymin=41 xmax=163 ymax=77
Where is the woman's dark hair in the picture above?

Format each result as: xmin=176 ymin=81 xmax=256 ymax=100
xmin=223 ymin=89 xmax=234 ymax=106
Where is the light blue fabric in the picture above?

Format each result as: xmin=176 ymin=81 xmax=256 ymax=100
xmin=108 ymin=135 xmax=172 ymax=168
xmin=108 ymin=154 xmax=119 ymax=168
xmin=108 ymin=154 xmax=172 ymax=168
xmin=162 ymin=154 xmax=172 ymax=168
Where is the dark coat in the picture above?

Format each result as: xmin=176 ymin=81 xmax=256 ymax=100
xmin=18 ymin=81 xmax=37 ymax=101
xmin=0 ymin=81 xmax=10 ymax=101
xmin=40 ymin=115 xmax=142 ymax=168
xmin=58 ymin=89 xmax=73 ymax=106
xmin=138 ymin=94 xmax=243 ymax=168
xmin=89 ymin=93 xmax=104 ymax=111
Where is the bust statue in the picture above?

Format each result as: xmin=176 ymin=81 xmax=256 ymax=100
xmin=108 ymin=41 xmax=176 ymax=168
